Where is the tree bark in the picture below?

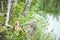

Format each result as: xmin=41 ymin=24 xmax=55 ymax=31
xmin=22 ymin=0 xmax=32 ymax=17
xmin=1 ymin=1 xmax=3 ymax=12
xmin=0 ymin=0 xmax=1 ymax=12
xmin=5 ymin=0 xmax=11 ymax=26
xmin=9 ymin=0 xmax=18 ymax=21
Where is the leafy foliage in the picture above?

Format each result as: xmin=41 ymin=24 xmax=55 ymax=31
xmin=0 ymin=0 xmax=56 ymax=40
xmin=5 ymin=29 xmax=27 ymax=40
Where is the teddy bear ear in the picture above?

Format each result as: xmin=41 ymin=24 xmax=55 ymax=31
xmin=14 ymin=21 xmax=19 ymax=25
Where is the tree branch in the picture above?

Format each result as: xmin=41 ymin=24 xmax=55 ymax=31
xmin=21 ymin=20 xmax=38 ymax=27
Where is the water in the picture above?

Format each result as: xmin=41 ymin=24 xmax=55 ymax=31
xmin=33 ymin=14 xmax=60 ymax=40
xmin=47 ymin=15 xmax=60 ymax=40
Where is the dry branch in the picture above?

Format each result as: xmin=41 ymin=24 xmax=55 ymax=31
xmin=21 ymin=20 xmax=38 ymax=27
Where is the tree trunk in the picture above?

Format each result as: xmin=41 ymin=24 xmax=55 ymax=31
xmin=1 ymin=1 xmax=3 ymax=12
xmin=22 ymin=0 xmax=32 ymax=17
xmin=5 ymin=0 xmax=11 ymax=26
xmin=9 ymin=0 xmax=18 ymax=21
xmin=0 ymin=0 xmax=1 ymax=12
